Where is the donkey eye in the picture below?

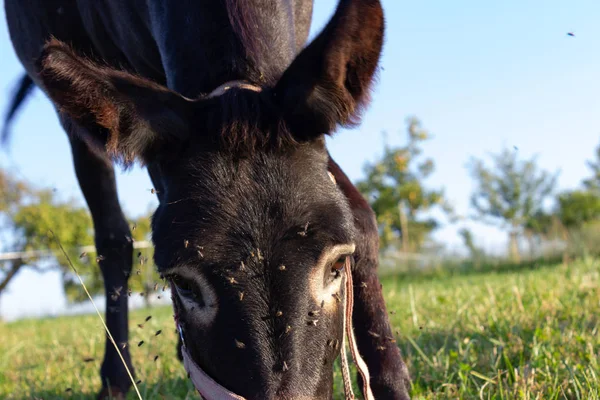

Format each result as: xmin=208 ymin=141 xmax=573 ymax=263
xmin=331 ymin=255 xmax=350 ymax=274
xmin=324 ymin=254 xmax=353 ymax=288
xmin=172 ymin=275 xmax=194 ymax=297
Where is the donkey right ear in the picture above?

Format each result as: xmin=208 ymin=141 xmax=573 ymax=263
xmin=37 ymin=38 xmax=192 ymax=166
xmin=274 ymin=0 xmax=385 ymax=140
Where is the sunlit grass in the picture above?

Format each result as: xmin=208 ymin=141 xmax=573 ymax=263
xmin=1 ymin=258 xmax=599 ymax=399
xmin=392 ymin=258 xmax=600 ymax=399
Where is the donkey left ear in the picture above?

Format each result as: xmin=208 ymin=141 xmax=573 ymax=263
xmin=37 ymin=38 xmax=191 ymax=167
xmin=274 ymin=0 xmax=384 ymax=139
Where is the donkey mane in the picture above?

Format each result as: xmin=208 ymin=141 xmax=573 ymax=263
xmin=201 ymin=89 xmax=300 ymax=156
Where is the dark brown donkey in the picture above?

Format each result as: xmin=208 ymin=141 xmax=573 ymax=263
xmin=4 ymin=0 xmax=411 ymax=398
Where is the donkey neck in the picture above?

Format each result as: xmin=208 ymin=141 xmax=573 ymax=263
xmin=144 ymin=0 xmax=313 ymax=97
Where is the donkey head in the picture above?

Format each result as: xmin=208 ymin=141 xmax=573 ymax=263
xmin=37 ymin=0 xmax=384 ymax=397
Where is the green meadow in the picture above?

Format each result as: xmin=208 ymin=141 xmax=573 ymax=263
xmin=1 ymin=258 xmax=599 ymax=399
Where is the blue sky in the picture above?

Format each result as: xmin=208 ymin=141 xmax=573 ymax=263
xmin=1 ymin=0 xmax=600 ymax=320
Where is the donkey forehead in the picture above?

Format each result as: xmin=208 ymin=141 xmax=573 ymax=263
xmin=152 ymin=151 xmax=356 ymax=268
xmin=153 ymin=195 xmax=356 ymax=270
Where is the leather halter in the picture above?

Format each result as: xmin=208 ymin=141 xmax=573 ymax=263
xmin=173 ymin=257 xmax=374 ymax=400
xmin=172 ymin=80 xmax=374 ymax=399
xmin=206 ymin=80 xmax=263 ymax=98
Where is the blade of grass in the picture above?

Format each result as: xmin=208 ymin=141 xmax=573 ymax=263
xmin=470 ymin=370 xmax=497 ymax=384
xmin=49 ymin=229 xmax=142 ymax=400
xmin=405 ymin=335 xmax=434 ymax=368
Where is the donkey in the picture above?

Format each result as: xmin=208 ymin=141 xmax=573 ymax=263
xmin=4 ymin=0 xmax=411 ymax=398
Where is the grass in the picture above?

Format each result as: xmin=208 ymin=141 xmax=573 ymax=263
xmin=1 ymin=258 xmax=599 ymax=399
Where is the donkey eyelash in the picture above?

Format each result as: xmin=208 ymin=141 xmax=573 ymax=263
xmin=170 ymin=275 xmax=195 ymax=297
xmin=331 ymin=254 xmax=354 ymax=280
xmin=331 ymin=255 xmax=350 ymax=272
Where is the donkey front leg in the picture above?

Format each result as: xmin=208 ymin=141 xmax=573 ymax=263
xmin=328 ymin=156 xmax=411 ymax=400
xmin=68 ymin=129 xmax=135 ymax=399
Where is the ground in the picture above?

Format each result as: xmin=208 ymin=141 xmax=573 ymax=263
xmin=1 ymin=258 xmax=599 ymax=399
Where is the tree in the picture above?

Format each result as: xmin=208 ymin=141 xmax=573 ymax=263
xmin=522 ymin=210 xmax=562 ymax=259
xmin=524 ymin=191 xmax=600 ymax=237
xmin=524 ymin=210 xmax=556 ymax=237
xmin=458 ymin=227 xmax=484 ymax=265
xmin=356 ymin=117 xmax=452 ymax=251
xmin=0 ymin=169 xmax=91 ymax=316
xmin=556 ymin=190 xmax=600 ymax=229
xmin=0 ymin=168 xmax=95 ymax=305
xmin=60 ymin=210 xmax=158 ymax=307
xmin=468 ymin=147 xmax=558 ymax=262
xmin=583 ymin=142 xmax=600 ymax=192
xmin=0 ymin=167 xmax=159 ymax=314
xmin=0 ymin=169 xmax=29 ymax=295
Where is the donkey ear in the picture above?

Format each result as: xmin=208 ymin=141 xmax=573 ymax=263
xmin=37 ymin=39 xmax=190 ymax=166
xmin=274 ymin=0 xmax=384 ymax=139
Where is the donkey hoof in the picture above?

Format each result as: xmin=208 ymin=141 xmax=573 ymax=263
xmin=97 ymin=386 xmax=126 ymax=400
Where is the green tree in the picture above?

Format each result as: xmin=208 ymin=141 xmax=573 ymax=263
xmin=468 ymin=147 xmax=558 ymax=262
xmin=458 ymin=227 xmax=484 ymax=264
xmin=0 ymin=167 xmax=159 ymax=312
xmin=522 ymin=210 xmax=562 ymax=259
xmin=556 ymin=190 xmax=600 ymax=229
xmin=13 ymin=190 xmax=96 ymax=297
xmin=583 ymin=142 xmax=600 ymax=192
xmin=523 ymin=191 xmax=600 ymax=260
xmin=523 ymin=191 xmax=600 ymax=236
xmin=0 ymin=169 xmax=91 ymax=315
xmin=0 ymin=169 xmax=30 ymax=296
xmin=356 ymin=117 xmax=452 ymax=251
xmin=60 ymin=210 xmax=158 ymax=306
xmin=524 ymin=210 xmax=556 ymax=237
